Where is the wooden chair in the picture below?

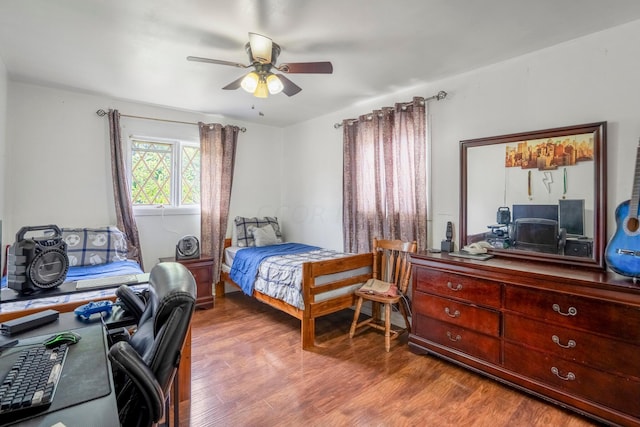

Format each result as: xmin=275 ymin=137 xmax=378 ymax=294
xmin=349 ymin=238 xmax=417 ymax=352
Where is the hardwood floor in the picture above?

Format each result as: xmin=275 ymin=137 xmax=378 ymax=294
xmin=180 ymin=292 xmax=602 ymax=426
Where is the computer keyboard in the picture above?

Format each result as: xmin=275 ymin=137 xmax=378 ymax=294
xmin=75 ymin=273 xmax=150 ymax=290
xmin=0 ymin=344 xmax=68 ymax=416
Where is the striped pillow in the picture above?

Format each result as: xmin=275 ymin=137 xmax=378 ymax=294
xmin=234 ymin=217 xmax=282 ymax=247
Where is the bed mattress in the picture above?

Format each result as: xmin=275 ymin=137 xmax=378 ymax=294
xmin=1 ymin=260 xmax=146 ymax=314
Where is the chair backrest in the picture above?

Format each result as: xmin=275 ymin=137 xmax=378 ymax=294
xmin=372 ymin=238 xmax=417 ymax=294
xmin=109 ymin=262 xmax=196 ymax=427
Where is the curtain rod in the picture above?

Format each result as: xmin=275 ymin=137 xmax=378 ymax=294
xmin=333 ymin=90 xmax=447 ymax=129
xmin=95 ymin=109 xmax=247 ymax=132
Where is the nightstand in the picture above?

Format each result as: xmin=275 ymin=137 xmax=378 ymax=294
xmin=159 ymin=256 xmax=214 ymax=310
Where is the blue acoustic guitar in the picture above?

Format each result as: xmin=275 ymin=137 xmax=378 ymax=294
xmin=605 ymin=139 xmax=640 ymax=278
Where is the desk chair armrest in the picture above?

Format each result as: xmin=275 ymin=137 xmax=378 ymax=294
xmin=115 ymin=285 xmax=146 ymax=322
xmin=108 ymin=341 xmax=165 ymax=423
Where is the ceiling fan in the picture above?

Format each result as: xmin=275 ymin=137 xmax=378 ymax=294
xmin=187 ymin=32 xmax=333 ymax=98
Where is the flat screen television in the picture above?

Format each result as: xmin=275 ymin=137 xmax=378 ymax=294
xmin=558 ymin=199 xmax=585 ymax=237
xmin=511 ymin=218 xmax=560 ymax=254
xmin=512 ymin=204 xmax=558 ymax=222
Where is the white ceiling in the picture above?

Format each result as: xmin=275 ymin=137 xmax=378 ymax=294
xmin=2 ymin=0 xmax=640 ymax=127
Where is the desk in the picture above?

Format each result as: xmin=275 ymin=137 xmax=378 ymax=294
xmin=0 ymin=290 xmax=192 ymax=404
xmin=0 ymin=312 xmax=118 ymax=426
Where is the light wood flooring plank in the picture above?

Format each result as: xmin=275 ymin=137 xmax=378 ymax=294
xmin=180 ymin=292 xmax=602 ymax=427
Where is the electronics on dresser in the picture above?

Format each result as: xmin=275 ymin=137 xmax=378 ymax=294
xmin=486 ymin=236 xmax=510 ymax=249
xmin=558 ymin=199 xmax=585 ymax=237
xmin=509 ymin=218 xmax=565 ymax=254
xmin=176 ymin=235 xmax=200 ymax=260
xmin=496 ymin=206 xmax=511 ymax=225
xmin=7 ymin=225 xmax=69 ymax=294
xmin=440 ymin=221 xmax=455 ymax=253
xmin=512 ymin=204 xmax=558 ymax=222
xmin=564 ymin=237 xmax=593 ymax=258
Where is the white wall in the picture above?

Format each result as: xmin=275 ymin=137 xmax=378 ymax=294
xmin=3 ymin=19 xmax=640 ymax=272
xmin=5 ymin=82 xmax=282 ymax=271
xmin=282 ymin=19 xmax=640 ymax=252
xmin=0 ymin=56 xmax=7 ymax=266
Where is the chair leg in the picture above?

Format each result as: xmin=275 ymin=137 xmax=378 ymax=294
xmin=173 ymin=375 xmax=179 ymax=427
xmin=398 ymin=301 xmax=411 ymax=334
xmin=349 ymin=296 xmax=364 ymax=338
xmin=384 ymin=302 xmax=392 ymax=352
xmin=372 ymin=301 xmax=381 ymax=322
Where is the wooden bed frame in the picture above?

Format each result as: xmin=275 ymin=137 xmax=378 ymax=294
xmin=215 ymin=238 xmax=372 ymax=349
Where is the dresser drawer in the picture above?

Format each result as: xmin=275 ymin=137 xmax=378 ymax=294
xmin=504 ymin=313 xmax=640 ymax=380
xmin=414 ymin=314 xmax=501 ymax=364
xmin=413 ymin=292 xmax=500 ymax=336
xmin=505 ymin=286 xmax=640 ymax=343
xmin=187 ymin=262 xmax=213 ymax=285
xmin=414 ymin=268 xmax=501 ymax=308
xmin=504 ymin=342 xmax=640 ymax=418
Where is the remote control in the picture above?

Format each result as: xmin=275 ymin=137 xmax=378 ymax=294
xmin=74 ymin=301 xmax=113 ymax=320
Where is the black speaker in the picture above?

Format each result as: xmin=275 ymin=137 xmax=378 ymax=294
xmin=8 ymin=225 xmax=69 ymax=294
xmin=564 ymin=238 xmax=593 ymax=258
xmin=496 ymin=207 xmax=511 ymax=225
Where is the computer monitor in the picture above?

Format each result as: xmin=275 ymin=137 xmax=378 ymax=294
xmin=512 ymin=204 xmax=558 ymax=222
xmin=558 ymin=199 xmax=585 ymax=237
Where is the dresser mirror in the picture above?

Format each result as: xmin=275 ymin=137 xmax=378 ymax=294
xmin=460 ymin=122 xmax=607 ymax=269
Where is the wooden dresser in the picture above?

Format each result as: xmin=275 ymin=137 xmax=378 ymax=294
xmin=409 ymin=252 xmax=640 ymax=427
xmin=160 ymin=255 xmax=214 ymax=310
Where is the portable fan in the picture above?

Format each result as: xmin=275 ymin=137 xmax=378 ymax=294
xmin=176 ymin=235 xmax=200 ymax=260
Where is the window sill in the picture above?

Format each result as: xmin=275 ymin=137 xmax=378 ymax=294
xmin=134 ymin=206 xmax=200 ymax=216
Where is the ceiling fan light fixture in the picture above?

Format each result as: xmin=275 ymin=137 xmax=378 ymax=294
xmin=253 ymin=78 xmax=269 ymax=98
xmin=249 ymin=32 xmax=273 ymax=64
xmin=188 ymin=33 xmax=331 ymax=98
xmin=240 ymin=71 xmax=259 ymax=93
xmin=266 ymin=74 xmax=284 ymax=95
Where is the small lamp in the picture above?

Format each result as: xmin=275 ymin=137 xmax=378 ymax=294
xmin=241 ymin=72 xmax=259 ymax=93
xmin=253 ymin=78 xmax=269 ymax=98
xmin=266 ymin=74 xmax=284 ymax=95
xmin=249 ymin=32 xmax=273 ymax=64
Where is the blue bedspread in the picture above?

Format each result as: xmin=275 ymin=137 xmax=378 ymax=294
xmin=1 ymin=260 xmax=144 ymax=289
xmin=230 ymin=243 xmax=320 ymax=295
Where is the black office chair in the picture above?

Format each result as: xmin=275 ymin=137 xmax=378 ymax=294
xmin=114 ymin=285 xmax=148 ymax=323
xmin=108 ymin=262 xmax=196 ymax=427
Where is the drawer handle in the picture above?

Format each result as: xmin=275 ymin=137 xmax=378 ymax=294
xmin=551 ymin=366 xmax=576 ymax=381
xmin=446 ymin=331 xmax=461 ymax=342
xmin=552 ymin=304 xmax=577 ymax=317
xmin=552 ymin=335 xmax=576 ymax=349
xmin=447 ymin=281 xmax=463 ymax=291
xmin=444 ymin=307 xmax=460 ymax=318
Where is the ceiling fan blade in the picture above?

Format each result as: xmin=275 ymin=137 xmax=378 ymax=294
xmin=277 ymin=61 xmax=333 ymax=74
xmin=274 ymin=74 xmax=302 ymax=96
xmin=249 ymin=32 xmax=273 ymax=64
xmin=187 ymin=56 xmax=249 ymax=69
xmin=222 ymin=75 xmax=247 ymax=90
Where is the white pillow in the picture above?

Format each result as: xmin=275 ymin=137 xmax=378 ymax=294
xmin=250 ymin=224 xmax=278 ymax=247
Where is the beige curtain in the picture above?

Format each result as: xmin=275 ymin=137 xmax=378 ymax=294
xmin=108 ymin=109 xmax=144 ymax=269
xmin=343 ymin=97 xmax=427 ymax=253
xmin=199 ymin=123 xmax=239 ymax=283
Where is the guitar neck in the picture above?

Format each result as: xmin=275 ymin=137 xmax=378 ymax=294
xmin=630 ymin=139 xmax=640 ymax=219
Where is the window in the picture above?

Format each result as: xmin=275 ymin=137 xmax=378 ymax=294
xmin=130 ymin=137 xmax=200 ymax=214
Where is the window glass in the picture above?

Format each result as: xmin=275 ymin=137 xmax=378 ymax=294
xmin=130 ymin=138 xmax=199 ymax=209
